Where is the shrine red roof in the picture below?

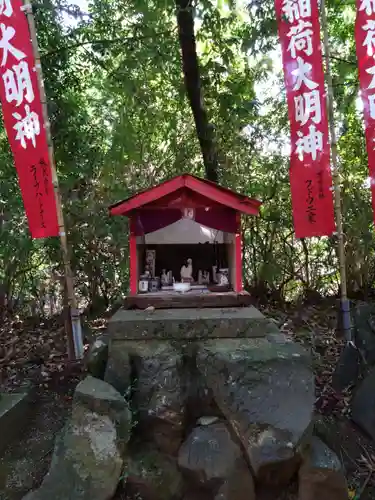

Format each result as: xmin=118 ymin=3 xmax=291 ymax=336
xmin=109 ymin=174 xmax=262 ymax=217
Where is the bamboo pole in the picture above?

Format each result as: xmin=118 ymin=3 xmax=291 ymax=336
xmin=320 ymin=0 xmax=351 ymax=341
xmin=23 ymin=0 xmax=84 ymax=359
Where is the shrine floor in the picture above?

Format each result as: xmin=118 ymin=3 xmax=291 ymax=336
xmin=123 ymin=290 xmax=252 ymax=310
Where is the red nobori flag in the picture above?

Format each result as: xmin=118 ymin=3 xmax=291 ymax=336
xmin=355 ymin=0 xmax=375 ymax=220
xmin=275 ymin=0 xmax=335 ymax=238
xmin=0 ymin=0 xmax=58 ymax=238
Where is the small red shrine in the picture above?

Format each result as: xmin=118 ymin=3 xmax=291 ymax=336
xmin=109 ymin=174 xmax=261 ymax=302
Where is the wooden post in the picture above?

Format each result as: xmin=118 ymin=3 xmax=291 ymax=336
xmin=129 ymin=218 xmax=138 ymax=295
xmin=23 ymin=1 xmax=84 ymax=359
xmin=321 ymin=0 xmax=351 ymax=341
xmin=235 ymin=213 xmax=243 ymax=292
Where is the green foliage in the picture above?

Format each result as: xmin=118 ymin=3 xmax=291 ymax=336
xmin=0 ymin=0 xmax=373 ymax=314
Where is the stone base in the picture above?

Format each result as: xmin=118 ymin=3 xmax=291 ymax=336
xmin=25 ymin=304 xmax=346 ymax=500
xmin=105 ymin=306 xmax=315 ymax=490
xmin=0 ymin=392 xmax=30 ymax=453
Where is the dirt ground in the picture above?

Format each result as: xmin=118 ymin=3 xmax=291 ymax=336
xmin=1 ymin=303 xmax=375 ymax=499
xmin=0 ymin=371 xmax=81 ymax=500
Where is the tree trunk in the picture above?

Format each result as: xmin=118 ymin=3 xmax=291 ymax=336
xmin=175 ymin=0 xmax=219 ymax=183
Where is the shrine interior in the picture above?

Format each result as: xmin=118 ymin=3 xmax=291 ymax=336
xmin=137 ymin=243 xmax=228 ymax=284
xmin=136 ymin=217 xmax=235 ymax=292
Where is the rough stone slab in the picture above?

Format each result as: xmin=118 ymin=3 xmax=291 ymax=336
xmin=351 ymin=367 xmax=375 ymax=440
xmin=0 ymin=392 xmax=30 ymax=453
xmin=305 ymin=437 xmax=343 ymax=472
xmin=178 ymin=421 xmax=255 ymax=499
xmin=85 ymin=335 xmax=109 ymax=380
xmin=124 ymin=444 xmax=184 ymax=500
xmin=128 ymin=341 xmax=186 ymax=455
xmin=108 ymin=306 xmax=279 ymax=340
xmin=104 ymin=344 xmax=131 ymax=397
xmin=353 ymin=301 xmax=375 ymax=364
xmin=299 ymin=437 xmax=347 ymax=500
xmin=23 ymin=376 xmax=132 ymax=500
xmin=178 ymin=422 xmax=242 ymax=485
xmin=196 ymin=337 xmax=314 ymax=487
xmin=214 ymin=460 xmax=256 ymax=500
xmin=74 ymin=374 xmax=126 ymax=406
xmin=332 ymin=343 xmax=360 ymax=392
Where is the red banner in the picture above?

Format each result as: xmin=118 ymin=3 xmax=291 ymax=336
xmin=355 ymin=0 xmax=375 ymax=220
xmin=275 ymin=0 xmax=335 ymax=238
xmin=0 ymin=0 xmax=58 ymax=238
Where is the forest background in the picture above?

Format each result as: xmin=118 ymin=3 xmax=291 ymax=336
xmin=0 ymin=0 xmax=369 ymax=317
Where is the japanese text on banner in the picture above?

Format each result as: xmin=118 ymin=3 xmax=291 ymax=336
xmin=275 ymin=0 xmax=335 ymax=238
xmin=0 ymin=0 xmax=58 ymax=238
xmin=355 ymin=0 xmax=375 ymax=222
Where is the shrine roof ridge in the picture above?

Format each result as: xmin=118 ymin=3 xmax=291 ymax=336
xmin=108 ymin=173 xmax=262 ymax=217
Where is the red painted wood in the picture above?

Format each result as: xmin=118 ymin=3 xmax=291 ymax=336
xmin=110 ymin=176 xmax=185 ymax=215
xmin=185 ymin=176 xmax=261 ymax=215
xmin=109 ymin=174 xmax=261 ymax=217
xmin=235 ymin=214 xmax=243 ymax=292
xmin=142 ymin=188 xmax=224 ymax=209
xmin=129 ymin=218 xmax=138 ymax=294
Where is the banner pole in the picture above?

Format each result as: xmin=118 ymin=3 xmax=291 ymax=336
xmin=23 ymin=0 xmax=84 ymax=359
xmin=320 ymin=0 xmax=351 ymax=341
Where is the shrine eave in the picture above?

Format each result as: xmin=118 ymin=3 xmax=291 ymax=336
xmin=108 ymin=174 xmax=262 ymax=217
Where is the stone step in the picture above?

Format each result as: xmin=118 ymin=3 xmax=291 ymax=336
xmin=108 ymin=306 xmax=280 ymax=341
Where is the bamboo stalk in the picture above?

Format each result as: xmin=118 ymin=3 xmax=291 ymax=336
xmin=23 ymin=0 xmax=84 ymax=359
xmin=320 ymin=0 xmax=351 ymax=340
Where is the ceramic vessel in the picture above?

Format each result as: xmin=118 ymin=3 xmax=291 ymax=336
xmin=173 ymin=282 xmax=191 ymax=293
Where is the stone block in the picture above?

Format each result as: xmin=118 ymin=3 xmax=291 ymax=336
xmin=352 ymin=367 xmax=375 ymax=441
xmin=129 ymin=341 xmax=186 ymax=456
xmin=108 ymin=307 xmax=279 ymax=341
xmin=178 ymin=421 xmax=255 ymax=499
xmin=178 ymin=421 xmax=242 ymax=486
xmin=353 ymin=301 xmax=375 ymax=364
xmin=196 ymin=336 xmax=314 ymax=487
xmin=23 ymin=376 xmax=132 ymax=500
xmin=0 ymin=392 xmax=31 ymax=453
xmin=85 ymin=334 xmax=109 ymax=380
xmin=104 ymin=343 xmax=131 ymax=397
xmin=124 ymin=444 xmax=184 ymax=500
xmin=298 ymin=437 xmax=347 ymax=500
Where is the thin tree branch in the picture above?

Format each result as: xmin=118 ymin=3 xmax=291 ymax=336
xmin=42 ymin=30 xmax=175 ymax=58
xmin=322 ymin=53 xmax=357 ymax=66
